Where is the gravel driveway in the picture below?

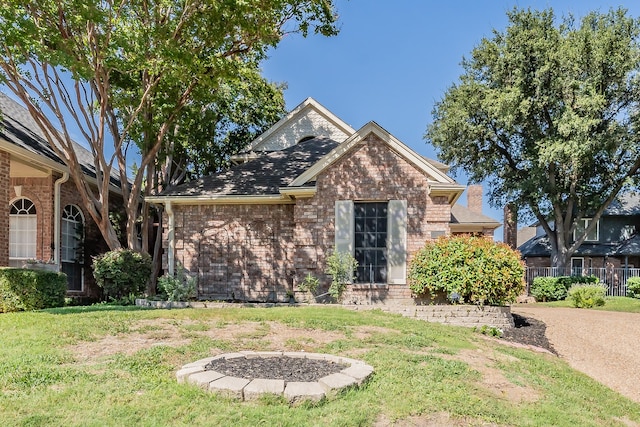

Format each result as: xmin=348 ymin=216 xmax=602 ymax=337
xmin=511 ymin=305 xmax=640 ymax=403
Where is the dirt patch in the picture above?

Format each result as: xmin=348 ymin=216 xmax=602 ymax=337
xmin=67 ymin=319 xmax=353 ymax=363
xmin=442 ymin=347 xmax=540 ymax=404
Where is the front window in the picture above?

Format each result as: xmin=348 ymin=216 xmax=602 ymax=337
xmin=61 ymin=205 xmax=84 ymax=291
xmin=9 ymin=198 xmax=37 ymax=267
xmin=574 ymin=218 xmax=599 ymax=242
xmin=354 ymin=202 xmax=387 ymax=283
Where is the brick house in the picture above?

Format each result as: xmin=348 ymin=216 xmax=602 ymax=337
xmin=512 ymin=194 xmax=640 ymax=294
xmin=147 ymin=98 xmax=500 ymax=304
xmin=0 ymin=92 xmax=122 ymax=299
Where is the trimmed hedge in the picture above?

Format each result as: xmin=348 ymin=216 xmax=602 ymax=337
xmin=567 ymin=284 xmax=607 ymax=308
xmin=408 ymin=235 xmax=525 ymax=305
xmin=92 ymin=249 xmax=152 ymax=300
xmin=627 ymin=277 xmax=640 ymax=298
xmin=531 ymin=275 xmax=599 ymax=302
xmin=0 ymin=268 xmax=67 ymax=312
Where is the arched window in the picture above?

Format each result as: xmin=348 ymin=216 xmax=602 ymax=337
xmin=9 ymin=198 xmax=37 ymax=267
xmin=61 ymin=205 xmax=84 ymax=291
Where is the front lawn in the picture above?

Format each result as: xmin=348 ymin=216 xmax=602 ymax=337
xmin=540 ymin=296 xmax=640 ymax=312
xmin=1 ymin=305 xmax=639 ymax=426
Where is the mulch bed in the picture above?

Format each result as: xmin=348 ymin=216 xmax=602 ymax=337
xmin=205 ymin=356 xmax=348 ymax=382
xmin=501 ymin=314 xmax=557 ymax=354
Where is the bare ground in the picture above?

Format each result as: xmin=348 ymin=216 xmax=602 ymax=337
xmin=511 ymin=305 xmax=640 ymax=404
xmin=64 ymin=308 xmax=640 ymax=425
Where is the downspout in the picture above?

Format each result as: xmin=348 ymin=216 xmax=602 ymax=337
xmin=165 ymin=200 xmax=175 ymax=276
xmin=53 ymin=172 xmax=70 ymax=266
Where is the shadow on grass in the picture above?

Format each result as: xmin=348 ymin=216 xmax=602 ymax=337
xmin=42 ymin=305 xmax=151 ymax=315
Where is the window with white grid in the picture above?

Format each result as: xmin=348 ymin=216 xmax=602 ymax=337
xmin=9 ymin=198 xmax=37 ymax=266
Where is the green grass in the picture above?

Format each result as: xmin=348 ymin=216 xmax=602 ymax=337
xmin=0 ymin=305 xmax=639 ymax=426
xmin=539 ymin=296 xmax=640 ymax=312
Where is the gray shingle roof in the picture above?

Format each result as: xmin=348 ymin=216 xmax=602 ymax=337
xmin=0 ymin=92 xmax=121 ymax=186
xmin=450 ymin=204 xmax=501 ymax=225
xmin=158 ymin=137 xmax=340 ymax=197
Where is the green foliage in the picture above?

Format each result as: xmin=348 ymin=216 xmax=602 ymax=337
xmin=626 ymin=277 xmax=640 ymax=298
xmin=92 ymin=250 xmax=152 ymax=300
xmin=2 ymin=307 xmax=639 ymax=426
xmin=567 ymin=284 xmax=607 ymax=308
xmin=473 ymin=325 xmax=503 ymax=338
xmin=531 ymin=275 xmax=598 ymax=302
xmin=408 ymin=235 xmax=525 ymax=305
xmin=157 ymin=266 xmax=196 ymax=302
xmin=0 ymin=268 xmax=66 ymax=312
xmin=0 ymin=0 xmax=338 ymax=251
xmin=426 ymin=7 xmax=640 ymax=268
xmin=297 ymin=273 xmax=319 ymax=294
xmin=325 ymin=251 xmax=358 ymax=300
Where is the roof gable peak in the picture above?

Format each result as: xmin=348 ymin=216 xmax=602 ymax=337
xmin=290 ymin=121 xmax=458 ymax=188
xmin=244 ymin=97 xmax=355 ymax=152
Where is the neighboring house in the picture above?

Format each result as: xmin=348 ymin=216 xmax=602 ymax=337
xmin=0 ymin=92 xmax=122 ymax=299
xmin=147 ymin=98 xmax=500 ymax=304
xmin=515 ymin=194 xmax=640 ymax=294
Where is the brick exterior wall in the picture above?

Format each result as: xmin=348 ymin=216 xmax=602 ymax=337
xmin=0 ymin=151 xmax=9 ymax=265
xmin=168 ymin=204 xmax=295 ymax=301
xmin=11 ymin=175 xmax=55 ymax=262
xmin=466 ymin=185 xmax=483 ymax=214
xmin=166 ymin=132 xmax=453 ymax=304
xmin=1 ymin=156 xmax=115 ymax=298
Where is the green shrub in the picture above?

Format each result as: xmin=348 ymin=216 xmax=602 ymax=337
xmin=567 ymin=284 xmax=607 ymax=308
xmin=627 ymin=277 xmax=640 ymax=298
xmin=531 ymin=275 xmax=598 ymax=302
xmin=408 ymin=235 xmax=525 ymax=305
xmin=92 ymin=249 xmax=152 ymax=300
xmin=157 ymin=267 xmax=196 ymax=302
xmin=0 ymin=268 xmax=67 ymax=312
xmin=325 ymin=251 xmax=358 ymax=300
xmin=297 ymin=273 xmax=319 ymax=294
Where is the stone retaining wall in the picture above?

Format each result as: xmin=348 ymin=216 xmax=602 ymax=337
xmin=346 ymin=304 xmax=515 ymax=329
xmin=135 ymin=299 xmax=514 ymax=329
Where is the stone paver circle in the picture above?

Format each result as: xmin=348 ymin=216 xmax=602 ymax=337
xmin=176 ymin=351 xmax=374 ymax=404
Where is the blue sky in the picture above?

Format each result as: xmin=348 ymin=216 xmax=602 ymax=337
xmin=262 ymin=1 xmax=640 ymax=239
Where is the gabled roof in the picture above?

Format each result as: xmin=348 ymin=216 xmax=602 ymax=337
xmin=290 ymin=121 xmax=459 ymax=188
xmin=149 ymin=137 xmax=340 ymax=202
xmin=0 ymin=92 xmax=121 ymax=187
xmin=450 ymin=204 xmax=501 ymax=228
xmin=242 ymin=97 xmax=355 ymax=153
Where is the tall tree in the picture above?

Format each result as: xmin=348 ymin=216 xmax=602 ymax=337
xmin=426 ymin=7 xmax=640 ymax=269
xmin=0 ymin=0 xmax=337 ymax=251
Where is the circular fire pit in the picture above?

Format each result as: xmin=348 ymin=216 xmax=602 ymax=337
xmin=176 ymin=351 xmax=374 ymax=403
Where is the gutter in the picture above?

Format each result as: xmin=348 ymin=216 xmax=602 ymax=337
xmin=53 ymin=172 xmax=69 ymax=265
xmin=165 ymin=201 xmax=175 ymax=276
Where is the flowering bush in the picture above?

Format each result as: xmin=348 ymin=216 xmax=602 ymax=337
xmin=408 ymin=235 xmax=525 ymax=305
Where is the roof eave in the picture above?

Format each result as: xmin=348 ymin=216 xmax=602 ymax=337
xmin=146 ymin=194 xmax=294 ymax=205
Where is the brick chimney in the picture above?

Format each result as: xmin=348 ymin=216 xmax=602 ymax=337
xmin=503 ymin=203 xmax=518 ymax=249
xmin=467 ymin=185 xmax=483 ymax=214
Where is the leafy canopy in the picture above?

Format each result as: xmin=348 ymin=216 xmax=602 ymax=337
xmin=426 ymin=7 xmax=640 ymax=267
xmin=0 ymin=0 xmax=338 ymax=251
